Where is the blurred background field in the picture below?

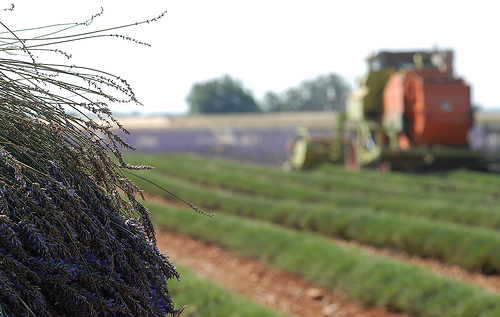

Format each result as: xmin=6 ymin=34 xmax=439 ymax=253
xmin=112 ymin=111 xmax=500 ymax=168
xmin=114 ymin=112 xmax=333 ymax=165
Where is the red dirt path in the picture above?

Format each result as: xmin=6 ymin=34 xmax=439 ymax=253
xmin=155 ymin=230 xmax=407 ymax=317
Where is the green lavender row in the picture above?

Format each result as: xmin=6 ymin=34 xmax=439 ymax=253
xmin=125 ymin=153 xmax=500 ymax=203
xmin=148 ymin=203 xmax=500 ymax=317
xmin=128 ymin=169 xmax=500 ymax=273
xmin=123 ymin=153 xmax=500 ymax=230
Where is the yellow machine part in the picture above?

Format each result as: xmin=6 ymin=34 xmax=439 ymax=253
xmin=361 ymin=68 xmax=395 ymax=117
xmin=289 ymin=138 xmax=315 ymax=169
xmin=289 ymin=127 xmax=332 ymax=169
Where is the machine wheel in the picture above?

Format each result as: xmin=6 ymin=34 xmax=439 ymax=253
xmin=344 ymin=138 xmax=359 ymax=170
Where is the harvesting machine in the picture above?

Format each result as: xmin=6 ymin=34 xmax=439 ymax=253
xmin=288 ymin=48 xmax=496 ymax=171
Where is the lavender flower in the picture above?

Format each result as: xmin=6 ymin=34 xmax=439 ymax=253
xmin=0 ymin=7 xmax=180 ymax=317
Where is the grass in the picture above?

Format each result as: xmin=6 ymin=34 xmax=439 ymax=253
xmin=170 ymin=265 xmax=289 ymax=317
xmin=123 ymin=156 xmax=500 ymax=273
xmin=148 ymin=202 xmax=500 ymax=317
xmin=119 ymin=153 xmax=500 ymax=315
xmin=124 ymin=154 xmax=500 ymax=229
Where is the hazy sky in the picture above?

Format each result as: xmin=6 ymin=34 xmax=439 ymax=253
xmin=2 ymin=1 xmax=498 ymax=114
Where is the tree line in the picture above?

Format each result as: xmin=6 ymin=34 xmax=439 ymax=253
xmin=186 ymin=73 xmax=351 ymax=114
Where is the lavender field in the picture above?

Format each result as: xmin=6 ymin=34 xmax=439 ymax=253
xmin=118 ymin=126 xmax=297 ymax=166
xmin=115 ymin=112 xmax=500 ymax=168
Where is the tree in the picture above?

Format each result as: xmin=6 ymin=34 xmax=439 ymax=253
xmin=187 ymin=75 xmax=260 ymax=114
xmin=261 ymin=91 xmax=285 ymax=112
xmin=262 ymin=73 xmax=351 ymax=112
xmin=0 ymin=8 xmax=188 ymax=317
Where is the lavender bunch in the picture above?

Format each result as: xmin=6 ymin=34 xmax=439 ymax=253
xmin=0 ymin=7 xmax=181 ymax=317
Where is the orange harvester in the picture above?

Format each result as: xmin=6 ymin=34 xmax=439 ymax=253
xmin=383 ymin=68 xmax=472 ymax=148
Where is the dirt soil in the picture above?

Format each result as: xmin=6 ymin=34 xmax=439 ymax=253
xmin=155 ymin=230 xmax=406 ymax=317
